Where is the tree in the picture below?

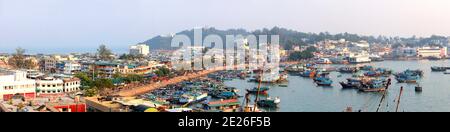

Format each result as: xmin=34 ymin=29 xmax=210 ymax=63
xmin=97 ymin=44 xmax=114 ymax=61
xmin=112 ymin=72 xmax=123 ymax=78
xmin=123 ymin=74 xmax=144 ymax=83
xmin=93 ymin=78 xmax=114 ymax=91
xmin=84 ymin=87 xmax=98 ymax=97
xmin=154 ymin=67 xmax=170 ymax=77
xmin=289 ymin=51 xmax=314 ymax=61
xmin=74 ymin=72 xmax=93 ymax=88
xmin=119 ymin=53 xmax=144 ymax=60
xmin=8 ymin=47 xmax=36 ymax=69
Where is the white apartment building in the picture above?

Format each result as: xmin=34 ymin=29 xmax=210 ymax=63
xmin=0 ymin=70 xmax=36 ymax=101
xmin=36 ymin=77 xmax=64 ymax=95
xmin=62 ymin=78 xmax=80 ymax=93
xmin=417 ymin=46 xmax=447 ymax=58
xmin=130 ymin=44 xmax=150 ymax=56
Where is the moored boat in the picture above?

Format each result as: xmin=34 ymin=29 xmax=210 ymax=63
xmin=445 ymin=70 xmax=450 ymax=74
xmin=246 ymin=87 xmax=270 ymax=94
xmin=340 ymin=78 xmax=362 ymax=89
xmin=395 ymin=69 xmax=422 ymax=83
xmin=339 ymin=67 xmax=359 ymax=73
xmin=316 ymin=77 xmax=333 ymax=86
xmin=358 ymin=79 xmax=387 ymax=92
xmin=431 ymin=66 xmax=449 ymax=72
xmin=257 ymin=97 xmax=281 ymax=108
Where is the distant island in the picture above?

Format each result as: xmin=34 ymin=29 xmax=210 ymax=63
xmin=142 ymin=27 xmax=450 ymax=50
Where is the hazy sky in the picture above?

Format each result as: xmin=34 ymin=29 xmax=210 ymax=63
xmin=1 ymin=0 xmax=450 ymax=53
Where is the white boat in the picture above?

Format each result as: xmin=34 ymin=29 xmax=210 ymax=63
xmin=316 ymin=58 xmax=332 ymax=64
xmin=179 ymin=92 xmax=208 ymax=104
xmin=258 ymin=68 xmax=288 ymax=83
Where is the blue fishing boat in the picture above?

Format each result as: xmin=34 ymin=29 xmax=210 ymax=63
xmin=395 ymin=69 xmax=422 ymax=83
xmin=316 ymin=78 xmax=333 ymax=86
xmin=359 ymin=79 xmax=387 ymax=92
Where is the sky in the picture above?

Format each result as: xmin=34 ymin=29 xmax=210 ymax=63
xmin=1 ymin=0 xmax=450 ymax=54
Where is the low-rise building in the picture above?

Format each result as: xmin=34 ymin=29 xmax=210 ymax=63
xmin=40 ymin=57 xmax=57 ymax=73
xmin=417 ymin=46 xmax=447 ymax=58
xmin=62 ymin=78 xmax=80 ymax=93
xmin=56 ymin=61 xmax=81 ymax=75
xmin=36 ymin=77 xmax=64 ymax=96
xmin=0 ymin=70 xmax=36 ymax=101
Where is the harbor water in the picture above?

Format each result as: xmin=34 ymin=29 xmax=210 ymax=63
xmin=224 ymin=60 xmax=450 ymax=112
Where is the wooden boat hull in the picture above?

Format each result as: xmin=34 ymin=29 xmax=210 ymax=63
xmin=359 ymin=87 xmax=386 ymax=92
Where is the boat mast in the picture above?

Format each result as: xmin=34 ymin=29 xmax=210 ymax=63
xmin=395 ymin=86 xmax=404 ymax=112
xmin=253 ymin=64 xmax=265 ymax=112
xmin=376 ymin=78 xmax=391 ymax=112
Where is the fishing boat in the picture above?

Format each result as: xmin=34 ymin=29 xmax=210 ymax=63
xmin=359 ymin=65 xmax=374 ymax=71
xmin=257 ymin=97 xmax=281 ymax=108
xmin=204 ymin=99 xmax=240 ymax=112
xmin=316 ymin=78 xmax=333 ymax=86
xmin=339 ymin=67 xmax=359 ymax=73
xmin=395 ymin=69 xmax=422 ymax=83
xmin=299 ymin=70 xmax=315 ymax=77
xmin=212 ymin=91 xmax=238 ymax=99
xmin=431 ymin=66 xmax=448 ymax=72
xmin=359 ymin=79 xmax=386 ymax=92
xmin=340 ymin=78 xmax=362 ymax=89
xmin=278 ymin=84 xmax=288 ymax=87
xmin=246 ymin=87 xmax=270 ymax=94
xmin=445 ymin=70 xmax=450 ymax=74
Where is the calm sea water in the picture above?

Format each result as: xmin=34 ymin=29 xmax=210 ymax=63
xmin=224 ymin=60 xmax=450 ymax=112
